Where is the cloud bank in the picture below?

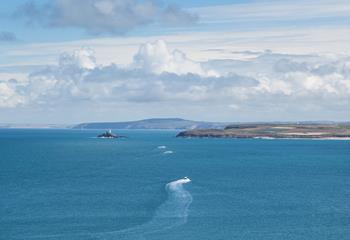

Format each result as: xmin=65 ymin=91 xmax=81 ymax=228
xmin=15 ymin=0 xmax=198 ymax=35
xmin=2 ymin=40 xmax=350 ymax=121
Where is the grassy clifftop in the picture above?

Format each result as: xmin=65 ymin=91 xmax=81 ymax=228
xmin=177 ymin=123 xmax=350 ymax=139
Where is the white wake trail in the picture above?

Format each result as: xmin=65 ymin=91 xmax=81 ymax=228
xmin=99 ymin=178 xmax=192 ymax=240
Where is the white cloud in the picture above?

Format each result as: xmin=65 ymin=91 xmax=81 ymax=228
xmin=0 ymin=81 xmax=25 ymax=108
xmin=133 ymin=40 xmax=218 ymax=77
xmin=25 ymin=48 xmax=97 ymax=102
xmin=2 ymin=40 xmax=350 ymax=121
xmin=59 ymin=48 xmax=97 ymax=70
xmin=4 ymin=26 xmax=350 ymax=71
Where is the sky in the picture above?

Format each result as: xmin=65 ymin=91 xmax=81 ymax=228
xmin=1 ymin=0 xmax=350 ymax=124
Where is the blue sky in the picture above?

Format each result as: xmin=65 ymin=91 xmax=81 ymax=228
xmin=1 ymin=0 xmax=350 ymax=123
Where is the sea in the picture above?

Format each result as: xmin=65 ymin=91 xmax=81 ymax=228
xmin=1 ymin=129 xmax=350 ymax=240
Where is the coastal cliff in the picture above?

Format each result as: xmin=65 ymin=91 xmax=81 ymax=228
xmin=176 ymin=123 xmax=350 ymax=139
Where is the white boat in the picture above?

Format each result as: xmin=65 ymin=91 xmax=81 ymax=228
xmin=183 ymin=176 xmax=190 ymax=181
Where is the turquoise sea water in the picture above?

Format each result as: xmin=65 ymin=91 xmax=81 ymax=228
xmin=1 ymin=129 xmax=350 ymax=240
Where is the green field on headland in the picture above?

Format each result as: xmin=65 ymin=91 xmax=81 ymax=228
xmin=177 ymin=123 xmax=350 ymax=139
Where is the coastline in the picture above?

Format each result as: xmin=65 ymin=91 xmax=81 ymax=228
xmin=176 ymin=123 xmax=350 ymax=140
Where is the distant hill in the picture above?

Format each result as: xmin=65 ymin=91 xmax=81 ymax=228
xmin=0 ymin=123 xmax=72 ymax=129
xmin=73 ymin=118 xmax=229 ymax=130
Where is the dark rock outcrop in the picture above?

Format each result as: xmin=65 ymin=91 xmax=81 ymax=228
xmin=97 ymin=130 xmax=118 ymax=138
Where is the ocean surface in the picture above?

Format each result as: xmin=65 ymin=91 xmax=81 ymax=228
xmin=1 ymin=129 xmax=350 ymax=240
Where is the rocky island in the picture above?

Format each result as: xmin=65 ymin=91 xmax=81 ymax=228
xmin=176 ymin=123 xmax=350 ymax=139
xmin=97 ymin=129 xmax=119 ymax=138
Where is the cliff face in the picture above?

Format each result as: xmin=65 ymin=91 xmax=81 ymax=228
xmin=176 ymin=124 xmax=350 ymax=139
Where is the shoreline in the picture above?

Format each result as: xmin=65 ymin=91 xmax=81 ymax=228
xmin=178 ymin=136 xmax=350 ymax=140
xmin=176 ymin=123 xmax=350 ymax=140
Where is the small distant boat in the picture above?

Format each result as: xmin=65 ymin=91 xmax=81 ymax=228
xmin=183 ymin=176 xmax=190 ymax=181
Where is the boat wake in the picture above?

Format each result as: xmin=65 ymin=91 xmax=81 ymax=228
xmin=163 ymin=150 xmax=173 ymax=154
xmin=26 ymin=178 xmax=192 ymax=240
xmin=99 ymin=178 xmax=192 ymax=240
